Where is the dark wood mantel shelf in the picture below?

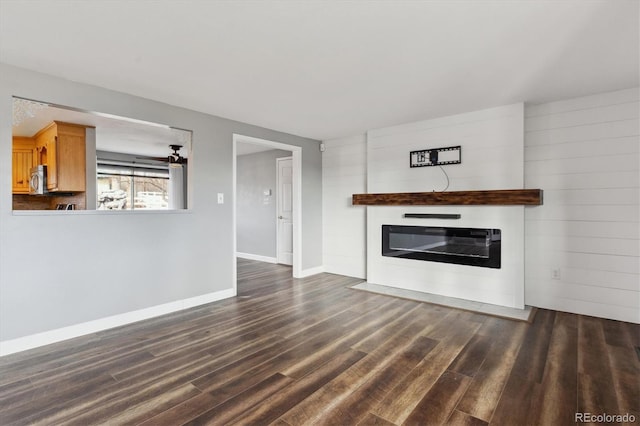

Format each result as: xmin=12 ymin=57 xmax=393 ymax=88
xmin=352 ymin=189 xmax=543 ymax=206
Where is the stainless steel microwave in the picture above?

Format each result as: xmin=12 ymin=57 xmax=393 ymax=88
xmin=29 ymin=165 xmax=48 ymax=195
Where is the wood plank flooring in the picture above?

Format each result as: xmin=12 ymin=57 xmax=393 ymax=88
xmin=0 ymin=258 xmax=638 ymax=425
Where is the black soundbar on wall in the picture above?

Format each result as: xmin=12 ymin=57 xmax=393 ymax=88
xmin=403 ymin=213 xmax=461 ymax=219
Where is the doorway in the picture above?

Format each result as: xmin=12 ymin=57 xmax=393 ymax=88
xmin=232 ymin=134 xmax=302 ymax=294
xmin=276 ymin=157 xmax=293 ymax=265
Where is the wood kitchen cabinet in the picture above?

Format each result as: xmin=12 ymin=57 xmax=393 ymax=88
xmin=34 ymin=121 xmax=88 ymax=192
xmin=12 ymin=137 xmax=36 ymax=194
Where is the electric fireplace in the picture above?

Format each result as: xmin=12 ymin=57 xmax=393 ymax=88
xmin=382 ymin=225 xmax=501 ymax=268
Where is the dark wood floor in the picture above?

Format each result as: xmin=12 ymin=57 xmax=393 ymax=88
xmin=0 ymin=259 xmax=638 ymax=425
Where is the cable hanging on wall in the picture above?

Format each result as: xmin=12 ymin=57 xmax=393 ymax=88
xmin=439 ymin=165 xmax=450 ymax=192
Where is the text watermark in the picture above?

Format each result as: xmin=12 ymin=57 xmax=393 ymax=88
xmin=575 ymin=412 xmax=636 ymax=423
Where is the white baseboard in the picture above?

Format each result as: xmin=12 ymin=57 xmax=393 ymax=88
xmin=298 ymin=266 xmax=325 ymax=278
xmin=0 ymin=288 xmax=236 ymax=357
xmin=236 ymin=252 xmax=278 ymax=264
xmin=322 ymin=266 xmax=366 ymax=280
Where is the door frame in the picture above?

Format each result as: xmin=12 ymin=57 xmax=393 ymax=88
xmin=232 ymin=134 xmax=302 ymax=291
xmin=276 ymin=156 xmax=294 ymax=265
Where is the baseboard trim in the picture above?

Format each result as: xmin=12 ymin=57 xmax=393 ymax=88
xmin=298 ymin=266 xmax=325 ymax=278
xmin=0 ymin=288 xmax=236 ymax=357
xmin=236 ymin=252 xmax=278 ymax=264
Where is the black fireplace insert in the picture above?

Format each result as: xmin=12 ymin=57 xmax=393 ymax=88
xmin=382 ymin=225 xmax=501 ymax=268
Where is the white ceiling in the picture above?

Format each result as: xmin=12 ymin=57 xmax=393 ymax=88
xmin=0 ymin=0 xmax=638 ymax=141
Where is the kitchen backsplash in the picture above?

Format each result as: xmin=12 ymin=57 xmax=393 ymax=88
xmin=13 ymin=193 xmax=87 ymax=210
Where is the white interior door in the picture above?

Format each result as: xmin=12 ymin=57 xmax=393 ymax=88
xmin=277 ymin=157 xmax=293 ymax=265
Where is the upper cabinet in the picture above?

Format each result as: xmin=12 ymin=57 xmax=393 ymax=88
xmin=11 ymin=137 xmax=36 ymax=194
xmin=34 ymin=121 xmax=88 ymax=192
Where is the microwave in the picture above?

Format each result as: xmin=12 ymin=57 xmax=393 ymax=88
xmin=29 ymin=165 xmax=48 ymax=195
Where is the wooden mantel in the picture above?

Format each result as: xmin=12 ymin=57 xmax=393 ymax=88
xmin=352 ymin=189 xmax=543 ymax=206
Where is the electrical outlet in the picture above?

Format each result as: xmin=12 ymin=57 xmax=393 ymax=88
xmin=551 ymin=268 xmax=561 ymax=280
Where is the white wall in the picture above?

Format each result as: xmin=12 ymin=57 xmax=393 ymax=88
xmin=366 ymin=105 xmax=525 ymax=194
xmin=524 ymin=88 xmax=639 ymax=323
xmin=322 ymin=135 xmax=367 ymax=278
xmin=366 ymin=104 xmax=525 ymax=308
xmin=0 ymin=64 xmax=322 ymax=351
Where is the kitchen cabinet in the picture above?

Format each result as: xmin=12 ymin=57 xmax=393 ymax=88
xmin=12 ymin=137 xmax=36 ymax=194
xmin=34 ymin=121 xmax=88 ymax=192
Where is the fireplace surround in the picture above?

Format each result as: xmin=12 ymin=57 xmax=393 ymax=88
xmin=363 ymin=103 xmax=527 ymax=309
xmin=367 ymin=205 xmax=524 ymax=309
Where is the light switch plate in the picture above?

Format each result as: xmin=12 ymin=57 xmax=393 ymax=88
xmin=217 ymin=193 xmax=224 ymax=204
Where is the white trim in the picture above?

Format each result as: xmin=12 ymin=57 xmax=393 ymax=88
xmin=299 ymin=266 xmax=325 ymax=278
xmin=232 ymin=137 xmax=238 ymax=295
xmin=236 ymin=252 xmax=278 ymax=264
xmin=233 ymin=134 xmax=303 ymax=278
xmin=0 ymin=288 xmax=235 ymax=357
xmin=292 ymin=150 xmax=302 ymax=278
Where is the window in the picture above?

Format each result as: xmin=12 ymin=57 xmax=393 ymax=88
xmin=97 ymin=161 xmax=169 ymax=210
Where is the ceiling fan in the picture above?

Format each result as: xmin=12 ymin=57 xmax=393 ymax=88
xmin=137 ymin=144 xmax=187 ymax=164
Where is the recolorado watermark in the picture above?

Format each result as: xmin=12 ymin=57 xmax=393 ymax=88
xmin=575 ymin=412 xmax=636 ymax=423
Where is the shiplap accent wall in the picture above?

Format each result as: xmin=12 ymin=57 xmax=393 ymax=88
xmin=322 ymin=135 xmax=367 ymax=278
xmin=524 ymin=88 xmax=640 ymax=323
xmin=321 ymin=88 xmax=639 ymax=323
xmin=367 ymin=104 xmax=526 ymax=308
xmin=366 ymin=105 xmax=524 ymax=193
